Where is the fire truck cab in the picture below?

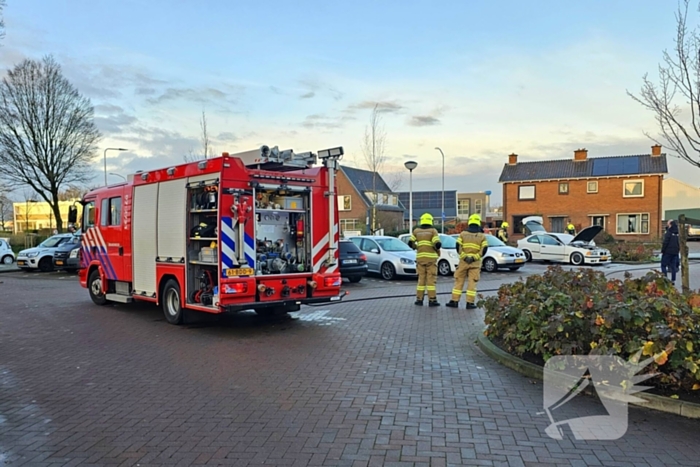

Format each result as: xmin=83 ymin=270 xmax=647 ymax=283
xmin=78 ymin=145 xmax=346 ymax=324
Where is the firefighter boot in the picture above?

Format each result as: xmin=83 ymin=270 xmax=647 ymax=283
xmin=466 ymin=303 xmax=477 ymax=310
xmin=428 ymin=300 xmax=440 ymax=307
xmin=445 ymin=300 xmax=459 ymax=308
xmin=415 ymin=299 xmax=424 ymax=306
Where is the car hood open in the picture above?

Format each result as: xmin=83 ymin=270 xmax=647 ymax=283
xmin=571 ymin=225 xmax=603 ymax=244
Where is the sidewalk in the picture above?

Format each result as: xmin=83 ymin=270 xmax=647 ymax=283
xmin=0 ymin=263 xmax=19 ymax=273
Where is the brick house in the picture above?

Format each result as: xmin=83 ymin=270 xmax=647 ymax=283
xmin=336 ymin=166 xmax=405 ymax=234
xmin=499 ymin=146 xmax=668 ymax=239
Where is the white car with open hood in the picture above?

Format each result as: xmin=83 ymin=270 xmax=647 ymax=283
xmin=517 ymin=225 xmax=611 ymax=266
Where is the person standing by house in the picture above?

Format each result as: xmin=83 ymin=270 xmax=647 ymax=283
xmin=661 ymin=219 xmax=680 ymax=284
xmin=498 ymin=221 xmax=509 ymax=243
xmin=566 ymin=221 xmax=576 ymax=235
xmin=447 ymin=214 xmax=488 ymax=309
xmin=408 ymin=213 xmax=441 ymax=307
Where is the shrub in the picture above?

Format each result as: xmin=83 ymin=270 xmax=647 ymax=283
xmin=480 ymin=266 xmax=700 ymax=391
xmin=605 ymin=241 xmax=658 ymax=262
xmin=593 ymin=230 xmax=615 ymax=245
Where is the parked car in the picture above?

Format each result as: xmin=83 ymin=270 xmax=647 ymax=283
xmin=16 ymin=233 xmax=74 ymax=272
xmin=688 ymin=224 xmax=700 ymax=240
xmin=339 ymin=240 xmax=368 ymax=283
xmin=0 ymin=238 xmax=15 ymax=265
xmin=398 ymin=233 xmax=460 ymax=276
xmin=53 ymin=234 xmax=82 ymax=273
xmin=450 ymin=233 xmax=527 ymax=272
xmin=348 ymin=235 xmax=417 ymax=280
xmin=517 ymin=225 xmax=611 ymax=265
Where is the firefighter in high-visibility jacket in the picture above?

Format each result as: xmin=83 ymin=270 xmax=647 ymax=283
xmin=447 ymin=214 xmax=488 ymax=309
xmin=409 ymin=213 xmax=442 ymax=307
xmin=497 ymin=221 xmax=509 ymax=243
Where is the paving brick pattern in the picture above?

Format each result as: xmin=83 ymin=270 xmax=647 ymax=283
xmin=1 ymin=272 xmax=699 ymax=466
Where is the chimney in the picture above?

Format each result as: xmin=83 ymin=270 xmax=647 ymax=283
xmin=574 ymin=148 xmax=588 ymax=161
xmin=508 ymin=153 xmax=518 ymax=165
xmin=651 ymin=144 xmax=662 ymax=156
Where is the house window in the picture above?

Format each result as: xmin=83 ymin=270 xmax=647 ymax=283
xmin=587 ymin=181 xmax=598 ymax=193
xmin=617 ymin=213 xmax=650 ymax=234
xmin=623 ymin=180 xmax=644 ymax=198
xmin=518 ymin=185 xmax=535 ymax=200
xmin=364 ymin=192 xmax=375 ymax=203
xmin=337 ymin=195 xmax=351 ymax=211
xmin=340 ymin=218 xmax=359 ymax=231
xmin=475 ymin=200 xmax=482 ymax=214
xmin=100 ymin=197 xmax=122 ymax=226
xmin=387 ymin=195 xmax=397 ymax=206
xmin=550 ymin=217 xmax=565 ymax=233
xmin=457 ymin=199 xmax=470 ymax=216
xmin=559 ymin=182 xmax=569 ymax=194
xmin=592 ymin=216 xmax=606 ymax=229
xmin=376 ymin=193 xmax=385 ymax=205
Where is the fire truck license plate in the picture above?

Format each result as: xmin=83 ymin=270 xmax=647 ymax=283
xmin=226 ymin=267 xmax=254 ymax=277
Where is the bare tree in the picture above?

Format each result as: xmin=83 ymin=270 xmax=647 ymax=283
xmin=59 ymin=185 xmax=88 ymax=201
xmin=0 ymin=55 xmax=101 ymax=232
xmin=0 ymin=190 xmax=12 ymax=231
xmin=361 ymin=104 xmax=387 ymax=233
xmin=0 ymin=0 xmax=6 ymax=43
xmin=17 ymin=189 xmax=37 ymax=233
xmin=184 ymin=109 xmax=215 ymax=162
xmin=629 ymin=0 xmax=700 ymax=169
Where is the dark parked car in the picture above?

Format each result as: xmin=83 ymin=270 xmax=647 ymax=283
xmin=339 ymin=240 xmax=368 ymax=283
xmin=53 ymin=234 xmax=82 ymax=273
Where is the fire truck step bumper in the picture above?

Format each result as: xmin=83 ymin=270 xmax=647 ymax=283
xmin=106 ymin=293 xmax=133 ymax=303
xmin=223 ymin=291 xmax=347 ymax=313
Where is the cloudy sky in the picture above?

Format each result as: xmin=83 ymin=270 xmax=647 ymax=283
xmin=2 ymin=0 xmax=699 ymax=203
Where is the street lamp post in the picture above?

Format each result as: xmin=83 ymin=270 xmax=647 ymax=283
xmin=435 ymin=147 xmax=445 ymax=233
xmin=404 ymin=161 xmax=418 ymax=230
xmin=109 ymin=173 xmax=127 ymax=182
xmin=103 ymin=148 xmax=128 ymax=186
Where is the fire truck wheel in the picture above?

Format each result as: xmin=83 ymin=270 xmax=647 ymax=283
xmin=162 ymin=279 xmax=184 ymax=325
xmin=88 ymin=269 xmax=108 ymax=306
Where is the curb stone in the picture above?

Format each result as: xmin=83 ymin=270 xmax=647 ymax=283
xmin=476 ymin=331 xmax=700 ymax=419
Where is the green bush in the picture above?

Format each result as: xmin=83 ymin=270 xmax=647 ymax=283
xmin=604 ymin=241 xmax=658 ymax=262
xmin=480 ymin=266 xmax=700 ymax=391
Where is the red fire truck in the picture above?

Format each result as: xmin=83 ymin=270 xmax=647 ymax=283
xmin=77 ymin=145 xmax=346 ymax=324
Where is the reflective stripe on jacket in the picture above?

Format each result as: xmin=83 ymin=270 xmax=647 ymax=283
xmin=410 ymin=227 xmax=440 ymax=261
xmin=457 ymin=231 xmax=487 ymax=261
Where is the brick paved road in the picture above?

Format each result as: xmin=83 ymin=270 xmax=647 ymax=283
xmin=1 ymin=270 xmax=699 ymax=467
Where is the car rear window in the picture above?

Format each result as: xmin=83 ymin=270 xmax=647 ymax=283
xmin=339 ymin=241 xmax=361 ymax=254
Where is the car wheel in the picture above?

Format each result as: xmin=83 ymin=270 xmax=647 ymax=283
xmin=88 ymin=269 xmax=108 ymax=306
xmin=348 ymin=276 xmax=362 ymax=283
xmin=570 ymin=252 xmax=584 ymax=266
xmin=1 ymin=255 xmax=13 ymax=265
xmin=523 ymin=250 xmax=532 ymax=262
xmin=438 ymin=260 xmax=451 ymax=276
xmin=38 ymin=257 xmax=53 ymax=272
xmin=162 ymin=279 xmax=184 ymax=325
xmin=483 ymin=257 xmax=498 ymax=273
xmin=380 ymin=262 xmax=396 ymax=280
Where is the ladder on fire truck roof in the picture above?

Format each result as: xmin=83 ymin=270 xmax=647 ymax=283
xmin=231 ymin=145 xmax=319 ymax=172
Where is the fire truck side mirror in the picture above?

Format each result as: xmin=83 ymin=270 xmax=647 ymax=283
xmin=68 ymin=206 xmax=78 ymax=224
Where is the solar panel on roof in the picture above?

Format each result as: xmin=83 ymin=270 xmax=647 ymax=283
xmin=608 ymin=159 xmax=625 ymax=175
xmin=622 ymin=156 xmax=640 ymax=174
xmin=592 ymin=159 xmax=609 ymax=176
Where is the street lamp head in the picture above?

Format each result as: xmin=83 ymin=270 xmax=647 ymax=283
xmin=404 ymin=160 xmax=418 ymax=171
xmin=117 ymin=148 xmax=128 ymax=151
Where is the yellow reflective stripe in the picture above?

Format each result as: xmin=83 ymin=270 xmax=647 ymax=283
xmin=462 ymin=243 xmax=480 ymax=249
xmin=416 ymin=253 xmax=439 ymax=258
xmin=416 ymin=286 xmax=426 ymax=290
xmin=426 ymin=286 xmax=436 ymax=290
xmin=417 ymin=241 xmax=433 ymax=246
xmin=431 ymin=236 xmax=440 ymax=242
xmin=456 ymin=237 xmax=463 ymax=245
xmin=409 ymin=235 xmax=417 ymax=241
xmin=481 ymin=240 xmax=488 ymax=247
xmin=451 ymin=289 xmax=462 ymax=294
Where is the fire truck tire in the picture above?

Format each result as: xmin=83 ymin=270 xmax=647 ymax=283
xmin=88 ymin=269 xmax=108 ymax=306
xmin=162 ymin=279 xmax=184 ymax=325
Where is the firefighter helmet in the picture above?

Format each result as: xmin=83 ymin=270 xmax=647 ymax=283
xmin=468 ymin=214 xmax=482 ymax=226
xmin=420 ymin=213 xmax=433 ymax=226
xmin=501 ymin=221 xmax=509 ymax=228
